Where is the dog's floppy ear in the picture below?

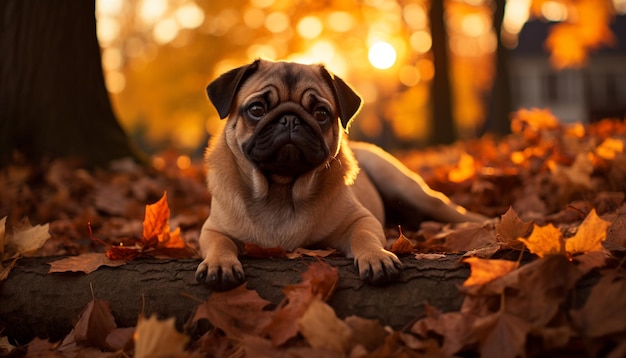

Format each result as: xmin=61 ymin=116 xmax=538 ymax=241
xmin=320 ymin=66 xmax=363 ymax=131
xmin=207 ymin=60 xmax=260 ymax=119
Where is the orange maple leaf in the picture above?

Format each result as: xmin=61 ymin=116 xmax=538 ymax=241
xmin=142 ymin=191 xmax=171 ymax=248
xmin=518 ymin=223 xmax=565 ymax=258
xmin=565 ymin=209 xmax=611 ymax=255
xmin=462 ymin=257 xmax=518 ymax=287
xmin=106 ymin=191 xmax=191 ymax=260
xmin=518 ymin=209 xmax=610 ymax=258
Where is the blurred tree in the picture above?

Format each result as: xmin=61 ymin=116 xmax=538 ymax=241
xmin=484 ymin=0 xmax=512 ymax=136
xmin=0 ymin=0 xmax=140 ymax=167
xmin=429 ymin=0 xmax=456 ymax=145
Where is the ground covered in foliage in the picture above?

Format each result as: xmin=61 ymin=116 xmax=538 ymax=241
xmin=1 ymin=109 xmax=626 ymax=357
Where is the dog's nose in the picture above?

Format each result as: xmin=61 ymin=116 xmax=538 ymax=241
xmin=279 ymin=114 xmax=300 ymax=130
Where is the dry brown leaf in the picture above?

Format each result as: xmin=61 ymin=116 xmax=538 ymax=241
xmin=73 ymin=295 xmax=117 ymax=350
xmin=48 ymin=253 xmax=126 ymax=274
xmin=442 ymin=222 xmax=497 ymax=252
xmin=505 ymin=255 xmax=583 ymax=328
xmin=134 ymin=315 xmax=193 ymax=358
xmin=474 ymin=310 xmax=531 ymax=358
xmin=286 ymin=247 xmax=337 ymax=259
xmin=193 ymin=284 xmax=272 ymax=339
xmin=411 ymin=307 xmax=477 ymax=356
xmin=518 ymin=223 xmax=565 ymax=257
xmin=462 ymin=257 xmax=518 ymax=287
xmin=105 ymin=327 xmax=135 ymax=351
xmin=7 ymin=221 xmax=50 ymax=256
xmin=298 ymin=298 xmax=352 ymax=353
xmin=570 ymin=272 xmax=626 ymax=337
xmin=263 ymin=261 xmax=338 ymax=346
xmin=495 ymin=207 xmax=532 ymax=246
xmin=565 ymin=209 xmax=611 ymax=255
xmin=391 ymin=227 xmax=414 ymax=255
xmin=344 ymin=315 xmax=388 ymax=353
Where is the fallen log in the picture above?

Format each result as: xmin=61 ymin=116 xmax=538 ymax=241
xmin=1 ymin=255 xmax=471 ymax=343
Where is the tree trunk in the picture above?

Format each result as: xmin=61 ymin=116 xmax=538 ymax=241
xmin=0 ymin=0 xmax=140 ymax=167
xmin=429 ymin=0 xmax=457 ymax=145
xmin=483 ymin=0 xmax=513 ymax=136
xmin=0 ymin=256 xmax=471 ymax=343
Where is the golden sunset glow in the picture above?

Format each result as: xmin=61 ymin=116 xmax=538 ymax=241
xmin=95 ymin=0 xmax=622 ymax=151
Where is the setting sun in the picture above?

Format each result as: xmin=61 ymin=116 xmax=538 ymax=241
xmin=368 ymin=41 xmax=397 ymax=69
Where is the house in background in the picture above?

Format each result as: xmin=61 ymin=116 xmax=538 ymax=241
xmin=509 ymin=15 xmax=626 ymax=123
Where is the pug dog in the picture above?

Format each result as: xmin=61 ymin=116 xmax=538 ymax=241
xmin=196 ymin=59 xmax=486 ymax=291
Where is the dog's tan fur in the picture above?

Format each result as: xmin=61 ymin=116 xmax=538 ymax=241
xmin=196 ymin=60 xmax=485 ymax=290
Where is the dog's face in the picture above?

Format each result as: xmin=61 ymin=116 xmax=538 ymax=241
xmin=206 ymin=60 xmax=362 ymax=178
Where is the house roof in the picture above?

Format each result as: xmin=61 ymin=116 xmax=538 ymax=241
xmin=514 ymin=14 xmax=626 ymax=56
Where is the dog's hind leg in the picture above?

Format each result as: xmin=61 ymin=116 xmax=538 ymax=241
xmin=350 ymin=142 xmax=487 ymax=224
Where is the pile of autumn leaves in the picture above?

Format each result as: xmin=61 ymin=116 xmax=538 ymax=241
xmin=2 ymin=109 xmax=626 ymax=356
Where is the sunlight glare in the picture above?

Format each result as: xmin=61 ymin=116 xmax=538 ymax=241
xmin=153 ymin=18 xmax=179 ymax=44
xmin=139 ymin=0 xmax=167 ymax=25
xmin=176 ymin=3 xmax=205 ymax=29
xmin=409 ymin=30 xmax=432 ymax=53
xmin=297 ymin=16 xmax=323 ymax=39
xmin=244 ymin=8 xmax=265 ymax=28
xmin=327 ymin=12 xmax=354 ymax=32
xmin=541 ymin=1 xmax=568 ymax=22
xmin=96 ymin=17 xmax=120 ymax=46
xmin=96 ymin=0 xmax=123 ymax=16
xmin=403 ymin=4 xmax=427 ymax=30
xmin=461 ymin=13 xmax=489 ymax=37
xmin=265 ymin=12 xmax=289 ymax=33
xmin=368 ymin=41 xmax=397 ymax=69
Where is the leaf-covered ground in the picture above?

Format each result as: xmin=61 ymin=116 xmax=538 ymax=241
xmin=1 ymin=109 xmax=626 ymax=356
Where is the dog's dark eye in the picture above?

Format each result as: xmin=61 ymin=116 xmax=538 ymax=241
xmin=247 ymin=102 xmax=266 ymax=119
xmin=313 ymin=107 xmax=330 ymax=122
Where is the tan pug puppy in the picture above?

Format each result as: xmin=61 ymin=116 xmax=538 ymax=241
xmin=196 ymin=59 xmax=486 ymax=290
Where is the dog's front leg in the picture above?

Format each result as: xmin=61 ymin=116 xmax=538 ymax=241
xmin=195 ymin=222 xmax=244 ymax=291
xmin=349 ymin=216 xmax=403 ymax=285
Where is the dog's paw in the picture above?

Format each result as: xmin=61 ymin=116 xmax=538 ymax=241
xmin=195 ymin=259 xmax=245 ymax=291
xmin=355 ymin=249 xmax=403 ymax=285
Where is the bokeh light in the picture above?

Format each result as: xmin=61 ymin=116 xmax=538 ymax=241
xmin=368 ymin=41 xmax=397 ymax=69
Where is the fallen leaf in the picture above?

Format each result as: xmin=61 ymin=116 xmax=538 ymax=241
xmin=495 ymin=207 xmax=532 ymax=246
xmin=134 ymin=315 xmax=192 ymax=358
xmin=298 ymin=298 xmax=352 ymax=353
xmin=193 ymin=284 xmax=272 ymax=339
xmin=286 ymin=247 xmax=337 ymax=259
xmin=391 ymin=227 xmax=414 ymax=255
xmin=106 ymin=327 xmax=135 ymax=351
xmin=73 ymin=295 xmax=117 ymax=350
xmin=505 ymin=255 xmax=583 ymax=328
xmin=570 ymin=272 xmax=626 ymax=337
xmin=518 ymin=223 xmax=565 ymax=257
xmin=415 ymin=253 xmax=446 ymax=260
xmin=474 ymin=310 xmax=531 ymax=358
xmin=142 ymin=191 xmax=171 ymax=248
xmin=263 ymin=261 xmax=338 ymax=346
xmin=7 ymin=222 xmax=50 ymax=256
xmin=48 ymin=253 xmax=126 ymax=274
xmin=344 ymin=316 xmax=388 ymax=353
xmin=565 ymin=209 xmax=610 ymax=254
xmin=134 ymin=315 xmax=193 ymax=358
xmin=411 ymin=307 xmax=477 ymax=356
xmin=462 ymin=257 xmax=518 ymax=287
xmin=442 ymin=222 xmax=497 ymax=252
